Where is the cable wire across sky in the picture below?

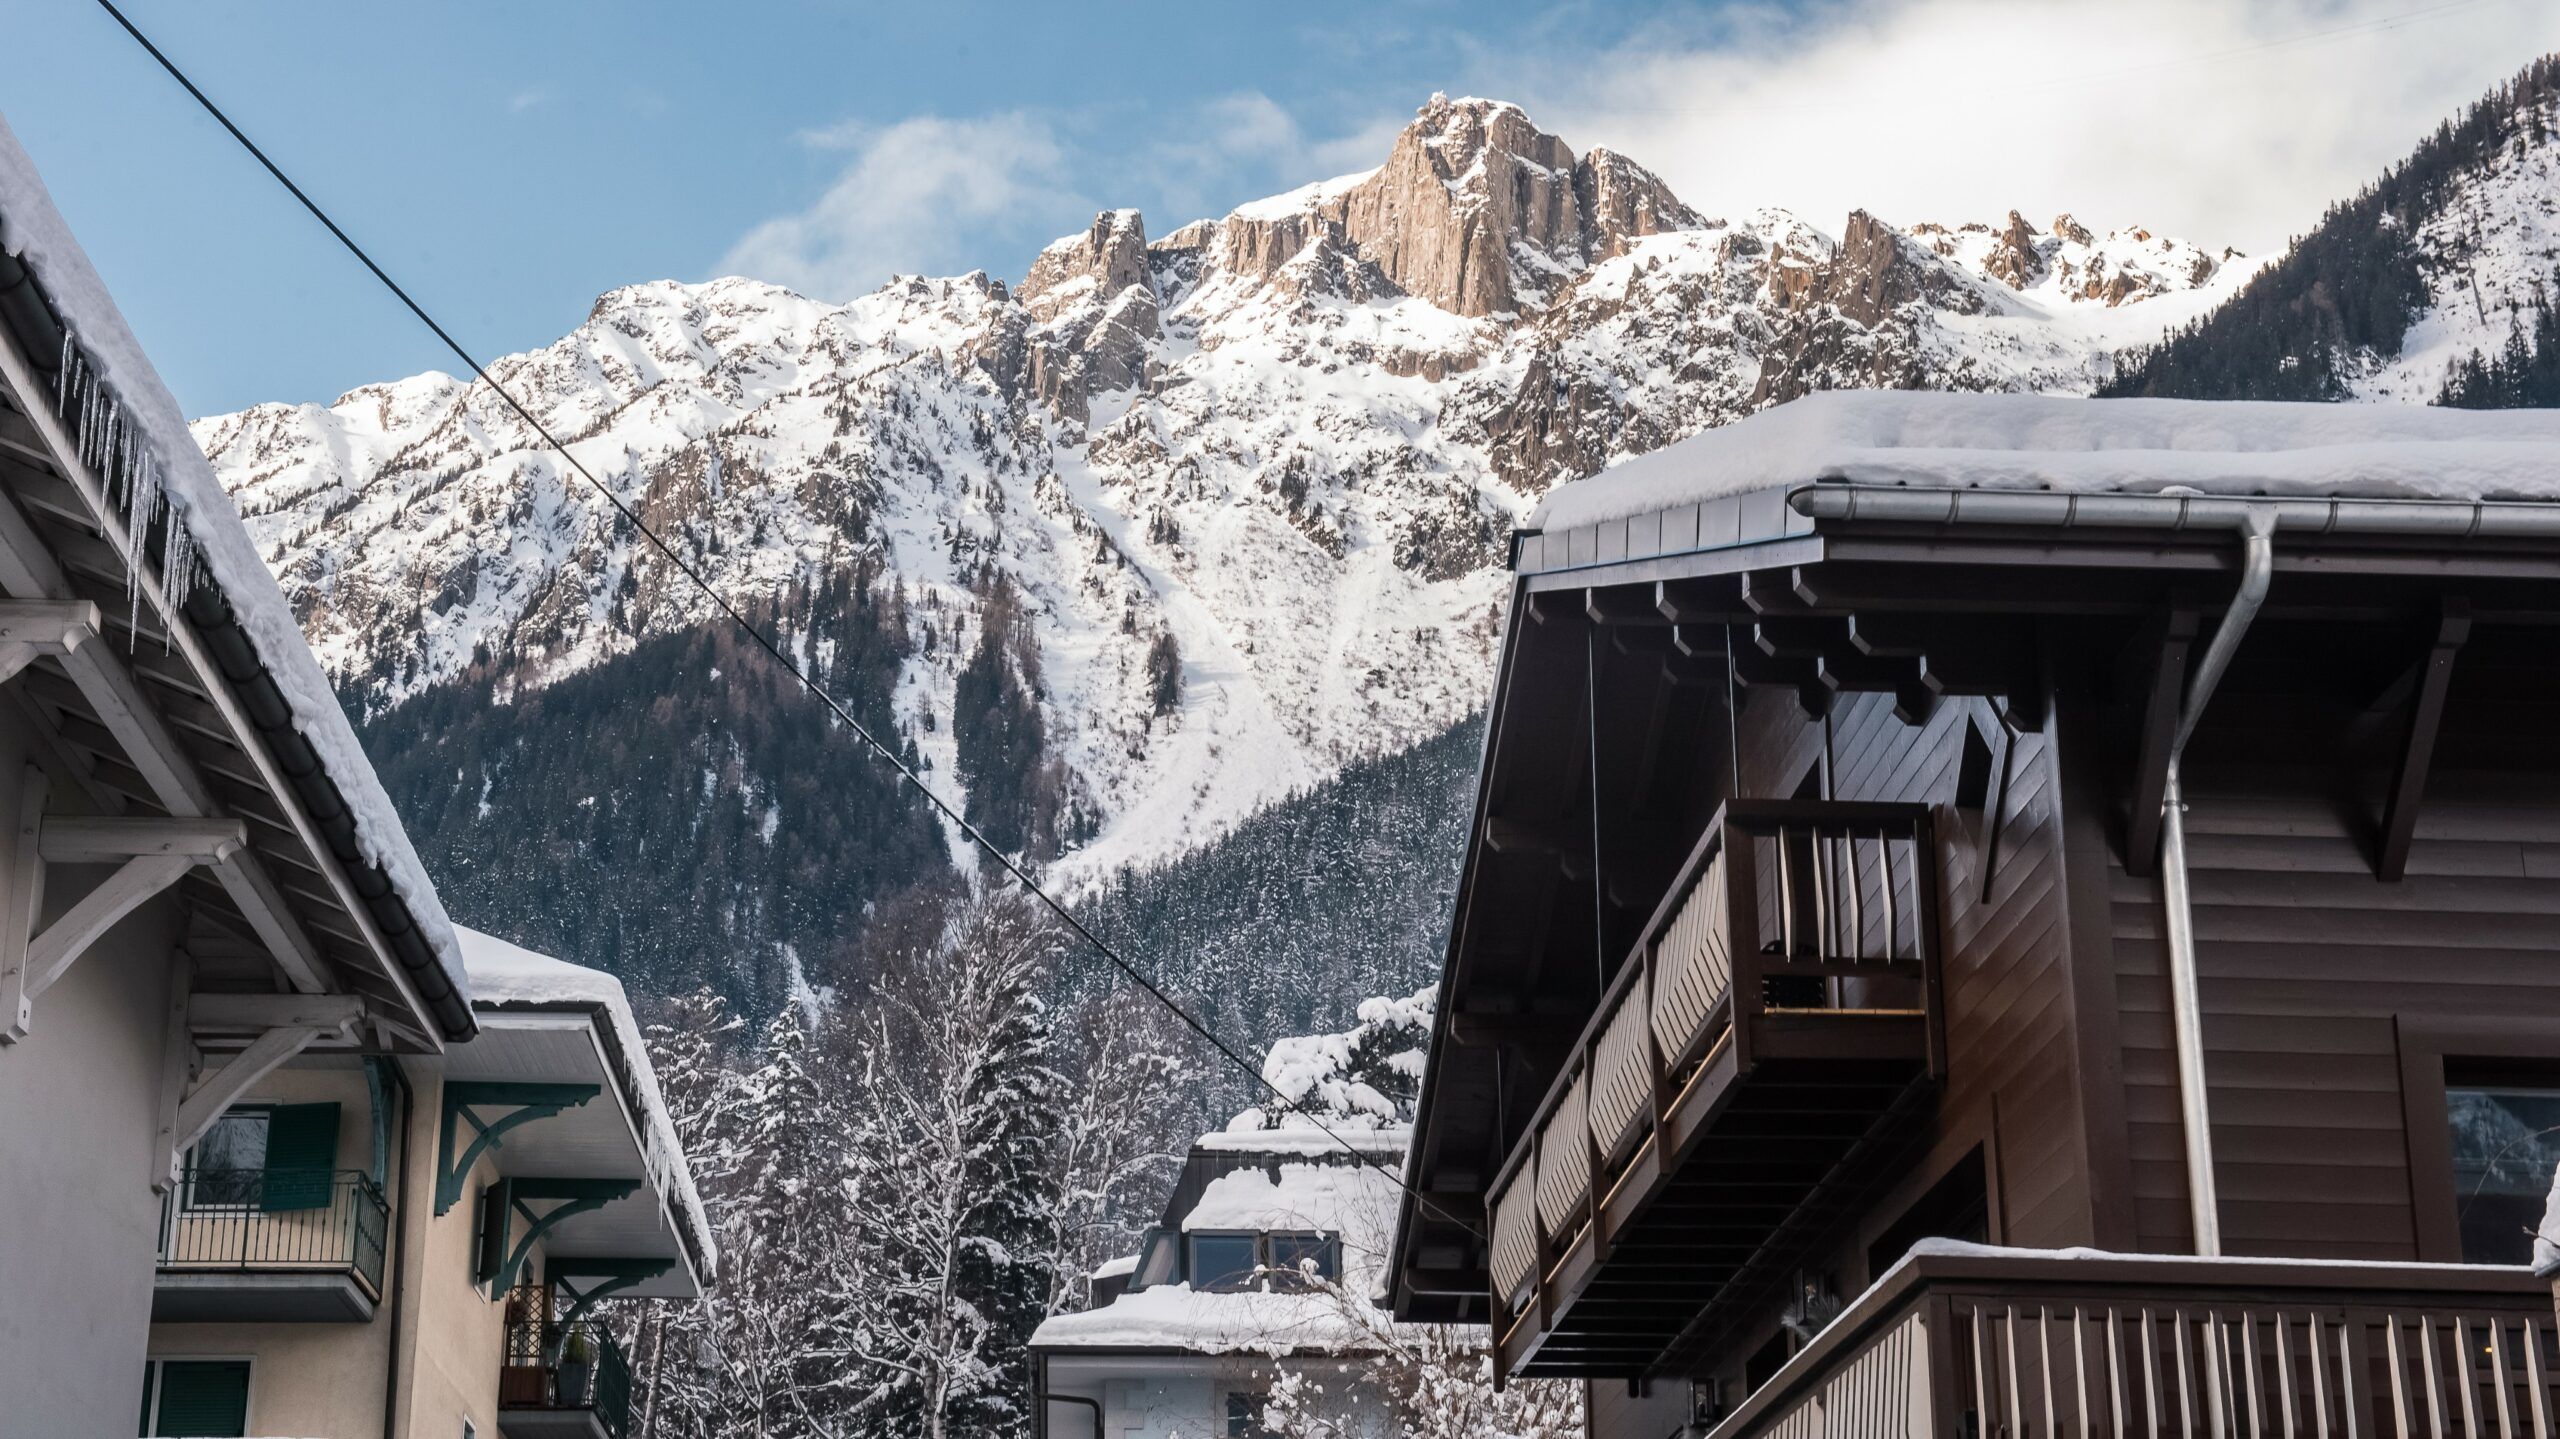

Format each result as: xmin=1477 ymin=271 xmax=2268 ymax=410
xmin=85 ymin=0 xmax=1480 ymax=1239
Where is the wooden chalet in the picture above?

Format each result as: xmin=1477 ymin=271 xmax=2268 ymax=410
xmin=1387 ymin=393 xmax=2560 ymax=1438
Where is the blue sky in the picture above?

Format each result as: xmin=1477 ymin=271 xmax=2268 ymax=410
xmin=5 ymin=0 xmax=2551 ymax=415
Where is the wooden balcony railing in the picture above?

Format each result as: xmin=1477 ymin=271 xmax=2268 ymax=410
xmin=1485 ymin=800 xmax=1943 ymax=1371
xmin=1710 ymin=1245 xmax=2560 ymax=1439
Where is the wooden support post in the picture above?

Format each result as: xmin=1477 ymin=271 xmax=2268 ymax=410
xmin=2379 ymin=597 xmax=2471 ymax=881
xmin=0 ymin=767 xmax=46 ymax=1042
xmin=2125 ymin=607 xmax=2201 ymax=877
xmin=151 ymin=952 xmax=194 ymax=1191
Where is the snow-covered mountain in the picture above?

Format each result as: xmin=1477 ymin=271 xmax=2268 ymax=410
xmin=197 ymin=94 xmax=2251 ymax=883
xmin=2109 ymin=57 xmax=2560 ymax=405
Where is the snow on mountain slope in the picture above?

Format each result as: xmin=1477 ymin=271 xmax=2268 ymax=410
xmin=194 ymin=94 xmax=2249 ymax=883
xmin=2353 ymin=88 xmax=2560 ymax=402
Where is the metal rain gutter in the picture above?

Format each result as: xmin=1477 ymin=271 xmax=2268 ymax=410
xmin=1787 ymin=482 xmax=2560 ymax=540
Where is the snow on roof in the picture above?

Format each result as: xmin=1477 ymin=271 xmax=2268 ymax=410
xmin=1531 ymin=391 xmax=2560 ymax=533
xmin=1030 ymin=1281 xmax=1384 ymax=1356
xmin=1034 ymin=1130 xmax=1414 ymax=1355
xmin=0 ymin=114 xmax=469 ymax=1005
xmin=1181 ymin=1148 xmax=1404 ymax=1236
xmin=1194 ymin=1125 xmax=1412 ymax=1157
xmin=1093 ymin=1253 xmax=1139 ymax=1280
xmin=458 ymin=926 xmax=717 ymax=1273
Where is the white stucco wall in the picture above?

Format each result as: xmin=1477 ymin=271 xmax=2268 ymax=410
xmin=148 ymin=1064 xmax=398 ymax=1438
xmin=0 ymin=744 xmax=186 ymax=1436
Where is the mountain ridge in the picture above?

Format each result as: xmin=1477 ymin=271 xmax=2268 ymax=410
xmin=203 ymin=94 xmax=2250 ymax=904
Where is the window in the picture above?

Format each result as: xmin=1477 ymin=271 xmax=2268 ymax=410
xmin=2445 ymin=1082 xmax=2560 ymax=1264
xmin=1130 ymin=1227 xmax=1182 ymax=1292
xmin=139 ymin=1359 xmax=250 ymax=1437
xmin=1188 ymin=1233 xmax=1259 ymax=1292
xmin=1225 ymin=1391 xmax=1273 ymax=1438
xmin=186 ymin=1111 xmax=270 ymax=1209
xmin=184 ymin=1103 xmax=340 ymax=1213
xmin=1266 ymin=1232 xmax=1336 ymax=1288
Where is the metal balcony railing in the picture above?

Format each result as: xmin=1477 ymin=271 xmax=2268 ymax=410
xmin=1485 ymin=799 xmax=1943 ymax=1322
xmin=501 ymin=1319 xmax=635 ymax=1439
xmin=156 ymin=1168 xmax=389 ymax=1298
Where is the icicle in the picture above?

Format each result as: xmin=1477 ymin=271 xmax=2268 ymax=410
xmin=55 ymin=331 xmax=73 ymax=415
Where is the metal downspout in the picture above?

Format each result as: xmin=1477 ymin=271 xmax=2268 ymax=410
xmin=378 ymin=1059 xmax=415 ymax=1439
xmin=2159 ymin=508 xmax=2275 ymax=1258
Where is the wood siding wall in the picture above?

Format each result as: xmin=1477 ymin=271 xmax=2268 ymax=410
xmin=2097 ymin=641 xmax=2560 ymax=1261
xmin=1729 ymin=685 xmax=2093 ymax=1272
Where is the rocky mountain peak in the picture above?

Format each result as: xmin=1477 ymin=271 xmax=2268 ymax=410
xmin=1308 ymin=95 xmax=1702 ymax=317
xmin=1019 ymin=208 xmax=1154 ymax=322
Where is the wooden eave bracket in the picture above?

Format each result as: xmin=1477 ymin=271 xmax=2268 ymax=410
xmin=165 ymin=999 xmax=363 ymax=1183
xmin=0 ymin=763 xmax=248 ymax=1043
xmin=550 ymin=1257 xmax=676 ymax=1331
xmin=481 ymin=1177 xmax=642 ymax=1296
xmin=2378 ymin=596 xmax=2471 ymax=881
xmin=436 ymin=1082 xmax=603 ymax=1216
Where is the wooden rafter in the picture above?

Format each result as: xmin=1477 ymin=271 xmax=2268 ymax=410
xmin=2378 ymin=596 xmax=2472 ymax=881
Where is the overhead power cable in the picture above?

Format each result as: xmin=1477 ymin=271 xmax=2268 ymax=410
xmin=89 ymin=0 xmax=1478 ymax=1240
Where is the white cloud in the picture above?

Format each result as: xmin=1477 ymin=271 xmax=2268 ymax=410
xmin=1499 ymin=0 xmax=2558 ymax=252
xmin=717 ymin=113 xmax=1092 ymax=301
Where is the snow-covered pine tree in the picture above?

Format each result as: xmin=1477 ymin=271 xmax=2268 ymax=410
xmin=1043 ymin=988 xmax=1198 ymax=1313
xmin=710 ymin=1002 xmax=855 ymax=1436
xmin=627 ymin=988 xmax=747 ymax=1438
xmin=839 ymin=891 xmax=1066 ymax=1439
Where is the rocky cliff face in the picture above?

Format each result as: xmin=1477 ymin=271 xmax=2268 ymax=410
xmin=198 ymin=95 xmax=2250 ymax=885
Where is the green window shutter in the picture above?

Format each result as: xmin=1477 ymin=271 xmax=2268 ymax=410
xmin=260 ymin=1102 xmax=340 ymax=1212
xmin=151 ymin=1361 xmax=249 ymax=1437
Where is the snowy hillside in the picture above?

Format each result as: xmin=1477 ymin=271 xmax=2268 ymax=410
xmin=2108 ymin=57 xmax=2560 ymax=406
xmin=197 ymin=94 xmax=2251 ymax=884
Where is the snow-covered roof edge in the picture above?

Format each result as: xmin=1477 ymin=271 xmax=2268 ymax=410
xmin=458 ymin=927 xmax=718 ymax=1276
xmin=0 ymin=114 xmax=470 ymax=1009
xmin=1530 ymin=391 xmax=2560 ymax=534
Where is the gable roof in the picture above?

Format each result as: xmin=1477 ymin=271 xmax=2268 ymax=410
xmin=0 ymin=112 xmax=470 ymax=1040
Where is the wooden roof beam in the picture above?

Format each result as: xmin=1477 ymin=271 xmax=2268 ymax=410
xmin=2124 ymin=605 xmax=2201 ymax=877
xmin=2378 ymin=596 xmax=2471 ymax=882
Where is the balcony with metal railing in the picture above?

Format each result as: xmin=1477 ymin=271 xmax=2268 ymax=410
xmin=500 ymin=1319 xmax=635 ymax=1439
xmin=1703 ymin=1243 xmax=2560 ymax=1439
xmin=153 ymin=1167 xmax=389 ymax=1323
xmin=1486 ymin=800 xmax=1945 ymax=1380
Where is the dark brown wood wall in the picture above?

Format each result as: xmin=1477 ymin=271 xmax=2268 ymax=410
xmin=1727 ymin=684 xmax=2095 ymax=1276
xmin=1587 ymin=1378 xmax=1693 ymax=1439
xmin=2094 ymin=635 xmax=2560 ymax=1261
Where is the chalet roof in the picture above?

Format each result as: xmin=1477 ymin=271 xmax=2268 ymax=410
xmin=1030 ymin=1128 xmax=1409 ymax=1356
xmin=0 ymin=114 xmax=470 ymax=1042
xmin=455 ymin=928 xmax=716 ymax=1285
xmin=1533 ymin=392 xmax=2560 ymax=535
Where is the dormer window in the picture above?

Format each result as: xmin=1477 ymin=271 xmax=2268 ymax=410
xmin=1188 ymin=1232 xmax=1261 ymax=1292
xmin=1124 ymin=1227 xmax=1345 ymax=1294
xmin=1131 ymin=1227 xmax=1182 ymax=1291
xmin=1265 ymin=1232 xmax=1338 ymax=1288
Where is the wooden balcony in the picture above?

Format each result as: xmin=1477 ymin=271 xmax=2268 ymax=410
xmin=1707 ymin=1244 xmax=2560 ymax=1439
xmin=1488 ymin=800 xmax=1945 ymax=1380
